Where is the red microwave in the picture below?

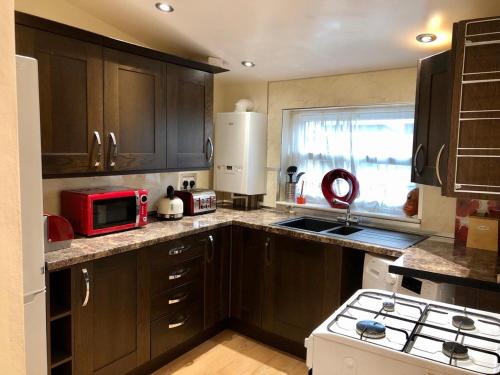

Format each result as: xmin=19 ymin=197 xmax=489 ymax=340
xmin=61 ymin=187 xmax=148 ymax=236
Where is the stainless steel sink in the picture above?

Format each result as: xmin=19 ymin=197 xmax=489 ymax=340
xmin=273 ymin=216 xmax=427 ymax=249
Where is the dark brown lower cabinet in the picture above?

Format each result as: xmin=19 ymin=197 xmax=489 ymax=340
xmin=230 ymin=227 xmax=364 ymax=357
xmin=261 ymin=235 xmax=343 ymax=344
xmin=72 ymin=252 xmax=142 ymax=375
xmin=230 ymin=227 xmax=269 ymax=327
xmin=48 ymin=226 xmax=365 ymax=374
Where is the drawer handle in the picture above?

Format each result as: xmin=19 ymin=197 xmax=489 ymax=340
xmin=169 ymin=293 xmax=189 ymax=305
xmin=169 ymin=245 xmax=191 ymax=256
xmin=169 ymin=267 xmax=190 ymax=280
xmin=168 ymin=315 xmax=189 ymax=329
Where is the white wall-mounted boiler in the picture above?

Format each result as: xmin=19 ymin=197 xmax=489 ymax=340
xmin=214 ymin=112 xmax=267 ymax=195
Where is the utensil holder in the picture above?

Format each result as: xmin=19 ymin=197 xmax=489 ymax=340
xmin=285 ymin=182 xmax=297 ymax=203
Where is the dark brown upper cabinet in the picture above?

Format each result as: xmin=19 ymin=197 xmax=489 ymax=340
xmin=104 ymin=49 xmax=166 ymax=171
xmin=15 ymin=25 xmax=104 ymax=176
xmin=411 ymin=50 xmax=452 ymax=189
xmin=14 ymin=12 xmax=224 ymax=178
xmin=167 ymin=64 xmax=214 ymax=170
xmin=446 ymin=17 xmax=500 ymax=199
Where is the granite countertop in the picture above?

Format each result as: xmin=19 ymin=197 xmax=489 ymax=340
xmin=45 ymin=208 xmax=500 ymax=291
xmin=389 ymin=236 xmax=500 ymax=291
xmin=45 ymin=208 xmax=405 ymax=271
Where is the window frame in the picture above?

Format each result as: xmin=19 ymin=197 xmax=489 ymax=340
xmin=279 ymin=103 xmax=421 ymax=224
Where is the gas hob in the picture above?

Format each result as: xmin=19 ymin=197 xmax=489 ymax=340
xmin=306 ymin=289 xmax=500 ymax=375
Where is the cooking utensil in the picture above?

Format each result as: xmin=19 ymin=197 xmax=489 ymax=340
xmin=295 ymin=172 xmax=305 ymax=183
xmin=286 ymin=165 xmax=297 ymax=183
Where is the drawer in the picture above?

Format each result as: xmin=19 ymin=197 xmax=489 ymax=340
xmin=151 ymin=303 xmax=203 ymax=358
xmin=151 ymin=256 xmax=203 ymax=296
xmin=150 ymin=236 xmax=206 ymax=268
xmin=151 ymin=281 xmax=203 ymax=321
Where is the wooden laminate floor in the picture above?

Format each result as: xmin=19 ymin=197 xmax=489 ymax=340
xmin=153 ymin=330 xmax=308 ymax=375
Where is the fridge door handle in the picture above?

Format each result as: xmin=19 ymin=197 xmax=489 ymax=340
xmin=82 ymin=268 xmax=90 ymax=307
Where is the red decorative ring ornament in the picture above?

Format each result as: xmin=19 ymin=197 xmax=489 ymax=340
xmin=321 ymin=169 xmax=359 ymax=209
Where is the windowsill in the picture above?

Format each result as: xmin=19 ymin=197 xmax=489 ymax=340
xmin=275 ymin=201 xmax=421 ymax=225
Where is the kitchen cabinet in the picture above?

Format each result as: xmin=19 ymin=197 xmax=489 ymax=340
xmin=166 ymin=64 xmax=214 ymax=170
xmin=411 ymin=50 xmax=452 ymax=188
xmin=204 ymin=228 xmax=230 ymax=329
xmin=14 ymin=12 xmax=223 ymax=178
xmin=230 ymin=227 xmax=364 ymax=357
xmin=72 ymin=252 xmax=142 ymax=375
xmin=230 ymin=226 xmax=268 ymax=327
xmin=103 ymin=49 xmax=167 ymax=171
xmin=15 ymin=25 xmax=104 ymax=176
xmin=261 ymin=235 xmax=343 ymax=345
xmin=446 ymin=17 xmax=500 ymax=198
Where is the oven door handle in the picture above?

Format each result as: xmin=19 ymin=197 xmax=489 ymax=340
xmin=135 ymin=191 xmax=140 ymax=226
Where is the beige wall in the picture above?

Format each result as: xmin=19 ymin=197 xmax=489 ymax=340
xmin=220 ymin=68 xmax=457 ymax=236
xmin=15 ymin=0 xmax=146 ymax=46
xmin=0 ymin=0 xmax=26 ymax=373
xmin=16 ymin=0 xmax=214 ymax=214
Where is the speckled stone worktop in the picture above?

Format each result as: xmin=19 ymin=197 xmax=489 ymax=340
xmin=389 ymin=236 xmax=500 ymax=291
xmin=45 ymin=208 xmax=405 ymax=271
xmin=45 ymin=208 xmax=500 ymax=291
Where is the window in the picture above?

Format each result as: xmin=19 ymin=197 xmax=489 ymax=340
xmin=281 ymin=105 xmax=416 ymax=218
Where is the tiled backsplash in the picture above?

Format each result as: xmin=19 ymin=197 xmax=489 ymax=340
xmin=42 ymin=171 xmax=210 ymax=215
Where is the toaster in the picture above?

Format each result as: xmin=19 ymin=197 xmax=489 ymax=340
xmin=175 ymin=189 xmax=217 ymax=215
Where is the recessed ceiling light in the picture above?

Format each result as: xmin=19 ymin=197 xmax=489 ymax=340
xmin=416 ymin=33 xmax=437 ymax=43
xmin=155 ymin=2 xmax=174 ymax=13
xmin=241 ymin=61 xmax=255 ymax=67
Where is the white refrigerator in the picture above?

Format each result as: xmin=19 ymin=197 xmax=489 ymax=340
xmin=16 ymin=55 xmax=48 ymax=375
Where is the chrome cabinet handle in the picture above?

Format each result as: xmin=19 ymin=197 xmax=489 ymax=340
xmin=82 ymin=268 xmax=90 ymax=307
xmin=207 ymin=234 xmax=215 ymax=262
xmin=169 ymin=293 xmax=189 ymax=305
xmin=435 ymin=144 xmax=446 ymax=186
xmin=93 ymin=131 xmax=102 ymax=167
xmin=169 ymin=268 xmax=190 ymax=280
xmin=109 ymin=132 xmax=117 ymax=167
xmin=169 ymin=245 xmax=191 ymax=256
xmin=206 ymin=137 xmax=214 ymax=163
xmin=413 ymin=143 xmax=424 ymax=176
xmin=168 ymin=315 xmax=189 ymax=329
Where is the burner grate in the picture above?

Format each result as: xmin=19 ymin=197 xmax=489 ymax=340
xmin=327 ymin=291 xmax=500 ymax=375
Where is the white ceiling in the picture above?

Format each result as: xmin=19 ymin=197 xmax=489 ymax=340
xmin=67 ymin=0 xmax=500 ymax=82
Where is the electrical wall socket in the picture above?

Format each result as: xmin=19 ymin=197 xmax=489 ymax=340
xmin=178 ymin=173 xmax=197 ymax=191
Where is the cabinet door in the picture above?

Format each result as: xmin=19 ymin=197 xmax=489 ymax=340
xmin=411 ymin=50 xmax=452 ymax=188
xmin=447 ymin=18 xmax=500 ymax=198
xmin=73 ymin=252 xmax=140 ymax=375
xmin=104 ymin=49 xmax=166 ymax=171
xmin=15 ymin=25 xmax=104 ymax=176
xmin=166 ymin=64 xmax=214 ymax=169
xmin=262 ymin=235 xmax=342 ymax=345
xmin=230 ymin=226 xmax=268 ymax=327
xmin=204 ymin=228 xmax=230 ymax=329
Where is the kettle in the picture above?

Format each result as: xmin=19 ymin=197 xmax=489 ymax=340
xmin=157 ymin=185 xmax=184 ymax=220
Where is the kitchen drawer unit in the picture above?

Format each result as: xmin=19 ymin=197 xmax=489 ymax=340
xmin=151 ymin=280 xmax=203 ymax=321
xmin=151 ymin=256 xmax=204 ymax=296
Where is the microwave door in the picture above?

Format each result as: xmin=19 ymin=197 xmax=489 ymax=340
xmin=92 ymin=196 xmax=137 ymax=230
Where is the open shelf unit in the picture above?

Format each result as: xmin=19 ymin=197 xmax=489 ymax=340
xmin=48 ymin=268 xmax=73 ymax=374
